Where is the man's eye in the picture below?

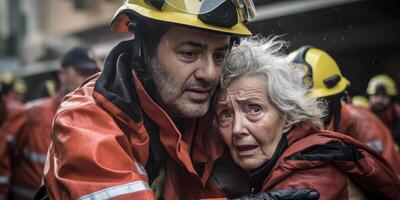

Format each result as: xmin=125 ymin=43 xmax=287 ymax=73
xmin=213 ymin=52 xmax=227 ymax=64
xmin=180 ymin=51 xmax=198 ymax=60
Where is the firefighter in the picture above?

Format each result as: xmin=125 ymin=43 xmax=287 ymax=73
xmin=0 ymin=73 xmax=25 ymax=199
xmin=215 ymin=37 xmax=400 ymax=199
xmin=367 ymin=74 xmax=400 ymax=146
xmin=5 ymin=46 xmax=99 ymax=200
xmin=287 ymin=46 xmax=400 ymax=176
xmin=35 ymin=1 xmax=321 ymax=200
xmin=351 ymin=95 xmax=370 ymax=108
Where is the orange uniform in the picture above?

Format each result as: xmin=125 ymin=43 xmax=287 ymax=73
xmin=0 ymin=98 xmax=23 ymax=199
xmin=326 ymin=103 xmax=400 ymax=175
xmin=373 ymin=103 xmax=400 ymax=146
xmin=4 ymin=96 xmax=60 ymax=199
xmin=259 ymin=123 xmax=400 ymax=199
xmin=43 ymin=41 xmax=227 ymax=200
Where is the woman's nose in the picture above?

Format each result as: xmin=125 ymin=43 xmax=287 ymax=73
xmin=232 ymin=113 xmax=249 ymax=137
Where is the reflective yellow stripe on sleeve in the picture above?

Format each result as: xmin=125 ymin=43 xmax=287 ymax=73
xmin=78 ymin=180 xmax=151 ymax=200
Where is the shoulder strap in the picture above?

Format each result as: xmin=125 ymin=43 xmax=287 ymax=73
xmin=289 ymin=142 xmax=364 ymax=161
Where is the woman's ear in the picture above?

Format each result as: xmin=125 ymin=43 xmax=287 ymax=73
xmin=282 ymin=116 xmax=292 ymax=133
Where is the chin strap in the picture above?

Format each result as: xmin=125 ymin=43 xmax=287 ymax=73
xmin=127 ymin=19 xmax=160 ymax=102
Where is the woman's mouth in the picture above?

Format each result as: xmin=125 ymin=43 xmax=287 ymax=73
xmin=235 ymin=145 xmax=258 ymax=156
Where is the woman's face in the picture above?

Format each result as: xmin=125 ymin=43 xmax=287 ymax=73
xmin=216 ymin=75 xmax=287 ymax=170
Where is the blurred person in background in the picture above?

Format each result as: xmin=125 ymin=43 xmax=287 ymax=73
xmin=288 ymin=46 xmax=400 ymax=176
xmin=0 ymin=73 xmax=27 ymax=105
xmin=0 ymin=73 xmax=26 ymax=199
xmin=3 ymin=46 xmax=99 ymax=200
xmin=351 ymin=95 xmax=370 ymax=109
xmin=367 ymin=74 xmax=400 ymax=147
xmin=214 ymin=37 xmax=400 ymax=199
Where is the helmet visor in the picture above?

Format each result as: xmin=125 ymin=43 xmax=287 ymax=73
xmin=165 ymin=0 xmax=256 ymax=22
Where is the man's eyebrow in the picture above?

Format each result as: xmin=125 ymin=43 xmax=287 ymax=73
xmin=175 ymin=41 xmax=229 ymax=51
xmin=175 ymin=41 xmax=207 ymax=49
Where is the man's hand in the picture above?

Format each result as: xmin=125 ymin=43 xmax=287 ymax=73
xmin=231 ymin=188 xmax=319 ymax=200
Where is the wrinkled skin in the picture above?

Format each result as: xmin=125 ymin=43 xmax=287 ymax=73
xmin=216 ymin=75 xmax=288 ymax=170
xmin=149 ymin=26 xmax=230 ymax=119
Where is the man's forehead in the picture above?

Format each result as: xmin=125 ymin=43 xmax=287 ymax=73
xmin=166 ymin=26 xmax=230 ymax=46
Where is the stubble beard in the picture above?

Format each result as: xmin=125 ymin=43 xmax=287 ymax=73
xmin=149 ymin=58 xmax=211 ymax=119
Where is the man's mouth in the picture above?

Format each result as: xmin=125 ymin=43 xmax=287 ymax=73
xmin=186 ymin=87 xmax=212 ymax=102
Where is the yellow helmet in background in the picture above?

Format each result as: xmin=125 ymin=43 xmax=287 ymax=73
xmin=352 ymin=95 xmax=370 ymax=108
xmin=111 ymin=0 xmax=254 ymax=36
xmin=12 ymin=78 xmax=27 ymax=94
xmin=0 ymin=72 xmax=26 ymax=95
xmin=367 ymin=74 xmax=397 ymax=96
xmin=44 ymin=80 xmax=57 ymax=96
xmin=287 ymin=46 xmax=350 ymax=98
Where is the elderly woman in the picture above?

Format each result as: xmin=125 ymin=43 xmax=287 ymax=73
xmin=214 ymin=37 xmax=400 ymax=199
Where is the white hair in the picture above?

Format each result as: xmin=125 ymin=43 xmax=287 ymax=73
xmin=219 ymin=36 xmax=325 ymax=128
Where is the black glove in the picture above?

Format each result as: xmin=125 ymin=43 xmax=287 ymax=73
xmin=230 ymin=188 xmax=319 ymax=200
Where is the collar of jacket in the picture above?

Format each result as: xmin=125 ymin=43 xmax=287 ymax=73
xmin=285 ymin=122 xmax=320 ymax=145
xmin=93 ymin=40 xmax=225 ymax=185
xmin=325 ymin=103 xmax=351 ymax=133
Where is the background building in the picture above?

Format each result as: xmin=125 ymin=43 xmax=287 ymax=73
xmin=0 ymin=0 xmax=399 ymax=101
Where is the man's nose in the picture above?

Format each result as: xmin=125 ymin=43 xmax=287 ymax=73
xmin=194 ymin=55 xmax=219 ymax=83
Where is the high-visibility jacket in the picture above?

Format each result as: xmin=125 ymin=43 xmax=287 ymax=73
xmin=326 ymin=103 xmax=400 ymax=176
xmin=260 ymin=123 xmax=400 ymax=200
xmin=372 ymin=103 xmax=400 ymax=146
xmin=0 ymin=98 xmax=23 ymax=199
xmin=43 ymin=40 xmax=227 ymax=200
xmin=6 ymin=95 xmax=60 ymax=200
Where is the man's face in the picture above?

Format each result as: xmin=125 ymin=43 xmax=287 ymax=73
xmin=149 ymin=26 xmax=230 ymax=119
xmin=369 ymin=93 xmax=391 ymax=112
xmin=62 ymin=67 xmax=98 ymax=94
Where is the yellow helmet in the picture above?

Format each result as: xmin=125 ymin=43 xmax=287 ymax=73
xmin=367 ymin=74 xmax=397 ymax=96
xmin=111 ymin=0 xmax=254 ymax=36
xmin=287 ymin=46 xmax=350 ymax=98
xmin=12 ymin=78 xmax=27 ymax=94
xmin=351 ymin=95 xmax=370 ymax=108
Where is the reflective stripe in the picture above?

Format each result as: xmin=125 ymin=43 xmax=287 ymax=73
xmin=22 ymin=148 xmax=47 ymax=164
xmin=367 ymin=140 xmax=383 ymax=153
xmin=12 ymin=186 xmax=36 ymax=199
xmin=0 ymin=176 xmax=9 ymax=185
xmin=78 ymin=181 xmax=151 ymax=200
xmin=135 ymin=161 xmax=147 ymax=176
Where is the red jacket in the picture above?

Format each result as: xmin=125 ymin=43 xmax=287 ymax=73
xmin=0 ymin=98 xmax=24 ymax=199
xmin=43 ymin=41 xmax=227 ymax=200
xmin=5 ymin=95 xmax=60 ymax=200
xmin=327 ymin=103 xmax=400 ymax=175
xmin=373 ymin=103 xmax=400 ymax=145
xmin=261 ymin=123 xmax=400 ymax=200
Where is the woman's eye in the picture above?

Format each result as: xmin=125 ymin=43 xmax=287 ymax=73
xmin=219 ymin=110 xmax=232 ymax=120
xmin=249 ymin=105 xmax=262 ymax=113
